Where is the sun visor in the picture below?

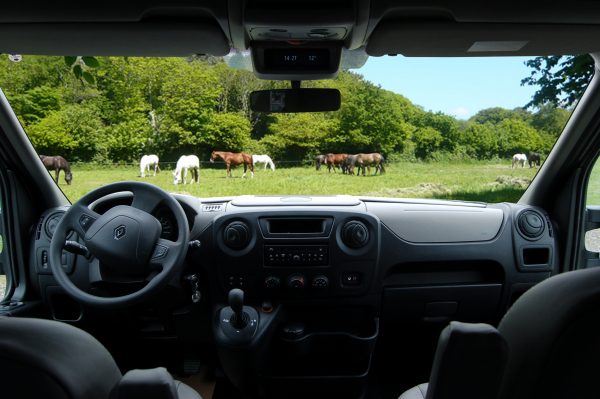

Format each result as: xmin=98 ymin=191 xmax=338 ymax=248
xmin=366 ymin=21 xmax=600 ymax=56
xmin=0 ymin=22 xmax=230 ymax=56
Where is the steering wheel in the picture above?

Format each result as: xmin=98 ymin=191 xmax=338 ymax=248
xmin=49 ymin=181 xmax=190 ymax=308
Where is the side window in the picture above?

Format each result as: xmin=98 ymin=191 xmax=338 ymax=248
xmin=585 ymin=162 xmax=600 ymax=254
xmin=0 ymin=198 xmax=8 ymax=299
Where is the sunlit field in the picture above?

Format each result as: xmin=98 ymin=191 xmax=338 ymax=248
xmin=57 ymin=160 xmax=539 ymax=204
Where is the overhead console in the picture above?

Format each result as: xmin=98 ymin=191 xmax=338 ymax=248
xmin=251 ymin=42 xmax=342 ymax=80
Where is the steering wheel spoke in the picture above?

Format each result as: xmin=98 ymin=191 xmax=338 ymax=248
xmin=150 ymin=238 xmax=181 ymax=268
xmin=68 ymin=203 xmax=101 ymax=237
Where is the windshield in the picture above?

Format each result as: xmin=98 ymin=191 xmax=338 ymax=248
xmin=0 ymin=54 xmax=591 ymax=203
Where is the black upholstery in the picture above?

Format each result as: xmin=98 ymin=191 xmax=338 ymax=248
xmin=0 ymin=317 xmax=201 ymax=399
xmin=498 ymin=267 xmax=600 ymax=399
xmin=399 ymin=321 xmax=508 ymax=399
xmin=400 ymin=267 xmax=600 ymax=399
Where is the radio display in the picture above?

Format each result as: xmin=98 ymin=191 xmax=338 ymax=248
xmin=268 ymin=218 xmax=325 ymax=234
xmin=264 ymin=48 xmax=331 ymax=70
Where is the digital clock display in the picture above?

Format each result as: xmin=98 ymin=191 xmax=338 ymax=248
xmin=264 ymin=48 xmax=330 ymax=70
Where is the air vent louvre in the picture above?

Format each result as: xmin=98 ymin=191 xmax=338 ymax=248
xmin=202 ymin=203 xmax=224 ymax=212
xmin=517 ymin=210 xmax=545 ymax=240
xmin=35 ymin=216 xmax=44 ymax=240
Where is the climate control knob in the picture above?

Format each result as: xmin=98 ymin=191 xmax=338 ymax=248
xmin=311 ymin=275 xmax=329 ymax=289
xmin=264 ymin=276 xmax=281 ymax=289
xmin=342 ymin=220 xmax=369 ymax=248
xmin=223 ymin=221 xmax=250 ymax=250
xmin=287 ymin=274 xmax=305 ymax=289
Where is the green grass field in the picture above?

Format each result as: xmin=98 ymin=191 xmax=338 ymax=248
xmin=58 ymin=161 xmax=539 ymax=204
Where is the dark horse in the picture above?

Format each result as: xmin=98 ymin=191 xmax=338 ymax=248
xmin=39 ymin=155 xmax=72 ymax=185
xmin=315 ymin=154 xmax=328 ymax=171
xmin=528 ymin=152 xmax=541 ymax=168
xmin=343 ymin=154 xmax=361 ymax=175
xmin=356 ymin=153 xmax=385 ymax=176
xmin=210 ymin=151 xmax=254 ymax=178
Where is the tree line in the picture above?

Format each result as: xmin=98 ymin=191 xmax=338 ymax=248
xmin=0 ymin=55 xmax=575 ymax=164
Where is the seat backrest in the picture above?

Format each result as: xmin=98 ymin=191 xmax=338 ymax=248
xmin=498 ymin=267 xmax=600 ymax=399
xmin=0 ymin=316 xmax=122 ymax=399
xmin=425 ymin=321 xmax=508 ymax=399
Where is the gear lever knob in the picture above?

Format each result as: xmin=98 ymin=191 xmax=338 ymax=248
xmin=228 ymin=288 xmax=247 ymax=328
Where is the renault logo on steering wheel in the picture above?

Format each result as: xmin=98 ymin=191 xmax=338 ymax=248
xmin=114 ymin=225 xmax=127 ymax=240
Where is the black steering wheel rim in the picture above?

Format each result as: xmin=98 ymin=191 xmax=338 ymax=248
xmin=49 ymin=181 xmax=190 ymax=308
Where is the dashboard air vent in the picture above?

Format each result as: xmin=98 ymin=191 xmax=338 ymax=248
xmin=202 ymin=203 xmax=224 ymax=212
xmin=517 ymin=210 xmax=545 ymax=240
xmin=223 ymin=221 xmax=251 ymax=250
xmin=35 ymin=215 xmax=44 ymax=240
xmin=342 ymin=220 xmax=370 ymax=248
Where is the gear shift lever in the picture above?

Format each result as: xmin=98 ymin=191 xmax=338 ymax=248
xmin=229 ymin=288 xmax=248 ymax=329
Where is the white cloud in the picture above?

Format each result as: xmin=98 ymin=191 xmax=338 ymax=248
xmin=450 ymin=106 xmax=470 ymax=118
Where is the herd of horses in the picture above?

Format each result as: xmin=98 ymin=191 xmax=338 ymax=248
xmin=170 ymin=151 xmax=276 ymax=184
xmin=511 ymin=152 xmax=542 ymax=168
xmin=37 ymin=150 xmax=543 ymax=186
xmin=315 ymin=153 xmax=386 ymax=176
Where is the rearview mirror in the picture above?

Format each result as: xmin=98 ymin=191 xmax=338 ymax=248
xmin=250 ymin=88 xmax=341 ymax=113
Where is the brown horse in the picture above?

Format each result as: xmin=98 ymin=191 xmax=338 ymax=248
xmin=356 ymin=153 xmax=385 ymax=176
xmin=325 ymin=153 xmax=348 ymax=173
xmin=39 ymin=155 xmax=72 ymax=185
xmin=210 ymin=151 xmax=254 ymax=178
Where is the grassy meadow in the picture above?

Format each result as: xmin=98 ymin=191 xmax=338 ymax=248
xmin=57 ymin=160 xmax=539 ymax=204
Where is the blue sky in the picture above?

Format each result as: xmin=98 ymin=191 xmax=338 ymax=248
xmin=357 ymin=56 xmax=537 ymax=119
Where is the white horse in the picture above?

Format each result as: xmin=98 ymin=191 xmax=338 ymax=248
xmin=140 ymin=154 xmax=160 ymax=177
xmin=173 ymin=155 xmax=200 ymax=184
xmin=252 ymin=154 xmax=275 ymax=171
xmin=512 ymin=153 xmax=528 ymax=168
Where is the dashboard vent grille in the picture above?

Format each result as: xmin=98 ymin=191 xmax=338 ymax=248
xmin=202 ymin=203 xmax=224 ymax=212
xmin=517 ymin=210 xmax=545 ymax=240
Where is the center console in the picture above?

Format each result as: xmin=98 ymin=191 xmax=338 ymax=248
xmin=213 ymin=210 xmax=380 ymax=301
xmin=211 ymin=208 xmax=381 ymax=398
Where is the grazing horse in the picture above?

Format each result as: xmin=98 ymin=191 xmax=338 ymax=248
xmin=512 ymin=153 xmax=528 ymax=168
xmin=315 ymin=154 xmax=328 ymax=171
xmin=343 ymin=154 xmax=361 ymax=175
xmin=356 ymin=153 xmax=385 ymax=176
xmin=173 ymin=155 xmax=200 ymax=184
xmin=140 ymin=154 xmax=160 ymax=177
xmin=210 ymin=151 xmax=254 ymax=178
xmin=325 ymin=153 xmax=348 ymax=173
xmin=528 ymin=152 xmax=541 ymax=168
xmin=252 ymin=154 xmax=275 ymax=171
xmin=39 ymin=155 xmax=72 ymax=185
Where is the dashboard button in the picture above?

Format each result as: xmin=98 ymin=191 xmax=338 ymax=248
xmin=342 ymin=273 xmax=361 ymax=286
xmin=264 ymin=276 xmax=281 ymax=289
xmin=288 ymin=274 xmax=305 ymax=289
xmin=311 ymin=275 xmax=329 ymax=288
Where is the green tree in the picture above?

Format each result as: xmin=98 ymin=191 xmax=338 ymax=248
xmin=413 ymin=126 xmax=444 ymax=159
xmin=9 ymin=85 xmax=61 ymax=124
xmin=470 ymin=107 xmax=531 ymax=125
xmin=261 ymin=113 xmax=336 ymax=160
xmin=530 ymin=103 xmax=571 ymax=138
xmin=460 ymin=122 xmax=498 ymax=159
xmin=27 ymin=103 xmax=106 ymax=161
xmin=496 ymin=118 xmax=544 ymax=157
xmin=522 ymin=55 xmax=594 ymax=108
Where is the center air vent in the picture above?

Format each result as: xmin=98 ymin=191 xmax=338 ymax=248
xmin=517 ymin=210 xmax=545 ymax=240
xmin=223 ymin=221 xmax=251 ymax=250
